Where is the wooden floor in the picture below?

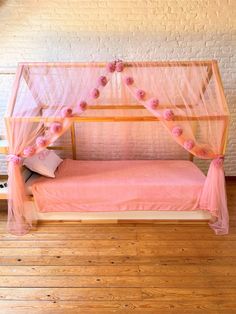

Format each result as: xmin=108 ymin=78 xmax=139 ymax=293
xmin=0 ymin=181 xmax=235 ymax=314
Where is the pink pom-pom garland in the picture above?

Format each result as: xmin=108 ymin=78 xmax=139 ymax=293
xmin=91 ymin=88 xmax=100 ymax=99
xmin=172 ymin=126 xmax=183 ymax=137
xmin=149 ymin=98 xmax=159 ymax=109
xmin=23 ymin=146 xmax=36 ymax=157
xmin=79 ymin=101 xmax=88 ymax=111
xmin=98 ymin=76 xmax=108 ymax=87
xmin=163 ymin=109 xmax=175 ymax=121
xmin=7 ymin=154 xmax=23 ymax=166
xmin=183 ymin=139 xmax=195 ymax=151
xmin=116 ymin=61 xmax=124 ymax=72
xmin=106 ymin=62 xmax=116 ymax=73
xmin=61 ymin=107 xmax=73 ymax=118
xmin=50 ymin=122 xmax=63 ymax=134
xmin=125 ymin=76 xmax=134 ymax=86
xmin=213 ymin=156 xmax=224 ymax=167
xmin=36 ymin=136 xmax=48 ymax=148
xmin=136 ymin=89 xmax=146 ymax=100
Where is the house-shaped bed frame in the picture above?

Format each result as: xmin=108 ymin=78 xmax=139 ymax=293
xmin=4 ymin=61 xmax=229 ymax=235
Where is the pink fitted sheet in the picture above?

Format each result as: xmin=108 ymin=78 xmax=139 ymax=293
xmin=31 ymin=159 xmax=206 ymax=213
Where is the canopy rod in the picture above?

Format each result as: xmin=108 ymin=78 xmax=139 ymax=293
xmin=41 ymin=104 xmax=195 ymax=110
xmin=7 ymin=115 xmax=227 ymax=122
xmin=0 ymin=60 xmax=214 ymax=74
xmin=18 ymin=60 xmax=214 ymax=67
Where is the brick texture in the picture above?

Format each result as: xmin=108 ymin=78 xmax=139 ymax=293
xmin=0 ymin=0 xmax=235 ymax=174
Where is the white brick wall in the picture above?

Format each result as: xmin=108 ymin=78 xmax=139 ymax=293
xmin=0 ymin=0 xmax=235 ymax=175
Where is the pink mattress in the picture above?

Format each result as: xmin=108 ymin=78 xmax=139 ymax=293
xmin=31 ymin=159 xmax=206 ymax=213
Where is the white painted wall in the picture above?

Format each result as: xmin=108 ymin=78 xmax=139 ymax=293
xmin=0 ymin=0 xmax=235 ymax=174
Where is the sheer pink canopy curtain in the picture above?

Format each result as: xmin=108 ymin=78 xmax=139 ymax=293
xmin=5 ymin=61 xmax=229 ymax=235
xmin=123 ymin=61 xmax=229 ymax=234
xmin=5 ymin=63 xmax=114 ymax=235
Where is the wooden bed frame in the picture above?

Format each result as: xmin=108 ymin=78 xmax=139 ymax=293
xmin=1 ymin=60 xmax=228 ymax=222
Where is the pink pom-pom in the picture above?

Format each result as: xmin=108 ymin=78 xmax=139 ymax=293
xmin=183 ymin=139 xmax=195 ymax=150
xmin=149 ymin=98 xmax=159 ymax=109
xmin=91 ymin=88 xmax=100 ymax=99
xmin=136 ymin=89 xmax=146 ymax=100
xmin=50 ymin=122 xmax=62 ymax=134
xmin=7 ymin=154 xmax=23 ymax=166
xmin=61 ymin=107 xmax=73 ymax=118
xmin=36 ymin=136 xmax=47 ymax=148
xmin=125 ymin=76 xmax=134 ymax=85
xmin=13 ymin=156 xmax=22 ymax=165
xmin=213 ymin=156 xmax=224 ymax=167
xmin=116 ymin=61 xmax=124 ymax=72
xmin=79 ymin=101 xmax=88 ymax=111
xmin=106 ymin=62 xmax=116 ymax=73
xmin=172 ymin=126 xmax=183 ymax=137
xmin=98 ymin=76 xmax=108 ymax=87
xmin=163 ymin=109 xmax=174 ymax=121
xmin=23 ymin=146 xmax=36 ymax=157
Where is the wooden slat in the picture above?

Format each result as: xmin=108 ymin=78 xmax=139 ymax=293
xmin=0 ymin=265 xmax=139 ymax=276
xmin=70 ymin=122 xmax=76 ymax=160
xmin=0 ymin=246 xmax=137 ymax=257
xmin=0 ymin=264 xmax=235 ymax=276
xmin=0 ymin=239 xmax=137 ymax=248
xmin=1 ymin=255 xmax=235 ymax=266
xmin=0 ymin=224 xmax=225 ymax=234
xmin=0 ymin=246 xmax=235 ymax=257
xmin=0 ymin=300 xmax=234 ymax=314
xmin=0 ymin=239 xmax=235 ymax=249
xmin=47 ymin=146 xmax=67 ymax=150
xmin=0 ymin=287 xmax=234 ymax=302
xmin=0 ymin=287 xmax=142 ymax=301
xmin=1 ymin=229 xmax=234 ymax=240
xmin=0 ymin=275 xmax=235 ymax=288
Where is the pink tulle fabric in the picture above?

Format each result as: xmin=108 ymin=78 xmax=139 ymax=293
xmin=5 ymin=61 xmax=229 ymax=235
xmin=199 ymin=159 xmax=229 ymax=235
xmin=61 ymin=107 xmax=73 ymax=118
xmin=36 ymin=136 xmax=48 ymax=148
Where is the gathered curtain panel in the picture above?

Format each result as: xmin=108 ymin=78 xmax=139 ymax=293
xmin=5 ymin=61 xmax=229 ymax=235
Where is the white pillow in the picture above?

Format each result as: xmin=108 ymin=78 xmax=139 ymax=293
xmin=23 ymin=149 xmax=63 ymax=178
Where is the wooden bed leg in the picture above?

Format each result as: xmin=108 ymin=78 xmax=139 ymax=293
xmin=70 ymin=122 xmax=76 ymax=160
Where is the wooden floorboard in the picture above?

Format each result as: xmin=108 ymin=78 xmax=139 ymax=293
xmin=0 ymin=181 xmax=235 ymax=313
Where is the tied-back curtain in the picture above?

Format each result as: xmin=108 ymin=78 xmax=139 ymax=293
xmin=5 ymin=61 xmax=229 ymax=235
xmin=123 ymin=62 xmax=229 ymax=234
xmin=6 ymin=64 xmax=114 ymax=234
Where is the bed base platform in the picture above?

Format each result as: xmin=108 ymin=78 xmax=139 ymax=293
xmin=18 ymin=159 xmax=212 ymax=223
xmin=24 ymin=201 xmax=211 ymax=222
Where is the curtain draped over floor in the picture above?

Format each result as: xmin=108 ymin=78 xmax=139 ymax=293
xmin=5 ymin=61 xmax=229 ymax=235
